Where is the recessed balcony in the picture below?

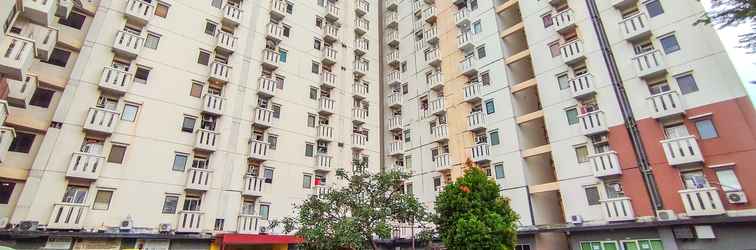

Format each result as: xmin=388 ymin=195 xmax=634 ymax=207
xmin=356 ymin=0 xmax=369 ymax=16
xmin=176 ymin=211 xmax=204 ymax=233
xmin=647 ymin=91 xmax=685 ymax=119
xmin=425 ymin=26 xmax=439 ymax=44
xmin=195 ymin=129 xmax=219 ymax=152
xmin=124 ymin=0 xmax=154 ymax=26
xmin=66 ymin=152 xmax=104 ymax=180
xmin=463 ymin=82 xmax=482 ymax=102
xmin=355 ymin=18 xmax=369 ymax=35
xmin=619 ymin=12 xmax=651 ymax=42
xmin=317 ymin=125 xmax=334 ymax=141
xmin=315 ymin=154 xmax=333 ymax=171
xmin=387 ymin=93 xmax=401 ymax=108
xmin=457 ymin=32 xmax=475 ymax=51
xmin=600 ymin=197 xmax=635 ymax=222
xmin=209 ymin=61 xmax=231 ymax=83
xmin=588 ymin=151 xmax=622 ymax=178
xmin=261 ymin=49 xmax=280 ymax=69
xmin=112 ymin=30 xmax=144 ymax=59
xmin=248 ymin=139 xmax=270 ymax=161
xmin=434 ymin=153 xmax=451 ymax=171
xmin=243 ymin=175 xmax=268 ymax=197
xmin=202 ymin=93 xmax=225 ymax=115
xmin=257 ymin=77 xmax=277 ymax=97
xmin=387 ymin=50 xmax=400 ymax=66
xmin=354 ymin=59 xmax=369 ymax=77
xmin=352 ymin=133 xmax=368 ymax=150
xmin=353 ymin=82 xmax=368 ymax=99
xmin=319 ymin=97 xmax=335 ymax=115
xmin=470 ymin=143 xmax=491 ymax=163
xmin=320 ymin=71 xmax=336 ymax=89
xmin=423 ymin=6 xmax=437 ymax=23
xmin=322 ymin=46 xmax=338 ymax=65
xmin=455 ymin=8 xmax=470 ymax=27
xmin=324 ymin=24 xmax=339 ymax=42
xmin=388 ymin=116 xmax=402 ymax=132
xmin=215 ymin=30 xmax=238 ymax=54
xmin=388 ymin=141 xmax=403 ymax=156
xmin=98 ymin=67 xmax=132 ymax=95
xmin=679 ymin=188 xmax=726 ymax=216
xmin=325 ymin=3 xmax=340 ymax=21
xmin=569 ymin=74 xmax=595 ymax=99
xmin=386 ymin=70 xmax=401 ymax=86
xmin=57 ymin=0 xmax=74 ymax=19
xmin=47 ymin=203 xmax=87 ymax=230
xmin=553 ymin=9 xmax=576 ymax=33
xmin=560 ymin=39 xmax=585 ymax=65
xmin=252 ymin=107 xmax=274 ymax=128
xmin=222 ymin=4 xmax=242 ymax=26
xmin=467 ymin=111 xmax=486 ymax=131
xmin=185 ymin=167 xmax=212 ymax=191
xmin=424 ymin=48 xmax=440 ymax=66
xmin=632 ymin=49 xmax=666 ymax=79
xmin=352 ymin=108 xmax=368 ymax=124
xmin=354 ymin=38 xmax=369 ymax=55
xmin=459 ymin=56 xmax=478 ymax=76
xmin=7 ymin=74 xmax=37 ymax=108
xmin=0 ymin=35 xmax=36 ymax=81
xmin=83 ymin=107 xmax=119 ymax=135
xmin=661 ymin=135 xmax=703 ymax=166
xmin=0 ymin=127 xmax=15 ymax=164
xmin=431 ymin=124 xmax=448 ymax=142
xmin=266 ymin=23 xmax=285 ymax=43
xmin=269 ymin=0 xmax=288 ymax=20
xmin=578 ymin=110 xmax=608 ymax=136
xmin=22 ymin=0 xmax=56 ymax=26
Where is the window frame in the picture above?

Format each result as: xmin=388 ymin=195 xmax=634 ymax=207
xmin=144 ymin=32 xmax=161 ymax=49
xmin=172 ymin=152 xmax=189 ymax=171
xmin=107 ymin=144 xmax=127 ymax=164
xmin=9 ymin=131 xmax=35 ymax=153
xmin=121 ymin=103 xmax=140 ymax=122
xmin=92 ymin=190 xmax=114 ymax=210
xmin=659 ymin=33 xmax=680 ymax=54
xmin=161 ymin=195 xmax=179 ymax=214
xmin=694 ymin=118 xmax=719 ymax=139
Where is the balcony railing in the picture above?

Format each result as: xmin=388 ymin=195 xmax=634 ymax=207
xmin=257 ymin=77 xmax=277 ymax=97
xmin=238 ymin=214 xmax=267 ymax=234
xmin=222 ymin=4 xmax=242 ymax=26
xmin=457 ymin=32 xmax=474 ymax=50
xmin=569 ymin=74 xmax=595 ymax=99
xmin=387 ymin=50 xmax=400 ymax=65
xmin=354 ymin=59 xmax=369 ymax=76
xmin=353 ymin=108 xmax=368 ymax=123
xmin=388 ymin=141 xmax=403 ymax=156
xmin=112 ymin=31 xmax=144 ymax=59
xmin=322 ymin=47 xmax=338 ymax=65
xmin=248 ymin=139 xmax=269 ymax=160
xmin=455 ymin=8 xmax=470 ymax=26
xmin=0 ymin=35 xmax=35 ymax=81
xmin=387 ymin=31 xmax=399 ymax=46
xmin=66 ymin=152 xmax=105 ymax=180
xmin=619 ymin=12 xmax=651 ymax=41
xmin=209 ymin=61 xmax=231 ymax=83
xmin=426 ymin=71 xmax=443 ymax=90
xmin=679 ymin=188 xmax=726 ymax=216
xmin=661 ymin=135 xmax=703 ymax=166
xmin=316 ymin=154 xmax=333 ymax=171
xmin=324 ymin=24 xmax=339 ymax=41
xmin=467 ymin=111 xmax=486 ymax=131
xmin=22 ymin=0 xmax=56 ymax=26
xmin=83 ymin=107 xmax=119 ymax=135
xmin=632 ymin=49 xmax=666 ymax=78
xmin=355 ymin=18 xmax=369 ymax=34
xmin=387 ymin=93 xmax=401 ymax=108
xmin=185 ymin=167 xmax=212 ymax=191
xmin=352 ymin=133 xmax=368 ymax=149
xmin=388 ymin=116 xmax=402 ymax=131
xmin=0 ymin=127 xmax=15 ymax=164
xmin=356 ymin=0 xmax=370 ymax=16
xmin=385 ymin=12 xmax=398 ymax=28
xmin=470 ymin=143 xmax=491 ymax=162
xmin=386 ymin=70 xmax=401 ymax=85
xmin=195 ymin=129 xmax=219 ymax=152
xmin=270 ymin=0 xmax=288 ymax=19
xmin=353 ymin=82 xmax=368 ymax=98
xmin=47 ymin=203 xmax=88 ymax=230
xmin=261 ymin=49 xmax=280 ymax=69
xmin=647 ymin=91 xmax=685 ymax=119
xmin=176 ymin=211 xmax=204 ymax=233
xmin=124 ymin=0 xmax=155 ymax=25
xmin=459 ymin=56 xmax=478 ymax=76
xmin=386 ymin=0 xmax=398 ymax=10
xmin=320 ymin=70 xmax=336 ymax=88
xmin=431 ymin=124 xmax=448 ymax=142
xmin=253 ymin=107 xmax=274 ymax=128
xmin=434 ymin=153 xmax=451 ymax=170
xmin=428 ymin=98 xmax=445 ymax=116
xmin=422 ymin=6 xmax=437 ymax=23
xmin=216 ymin=30 xmax=238 ymax=54
xmin=588 ymin=151 xmax=622 ymax=178
xmin=243 ymin=175 xmax=267 ymax=196
xmin=424 ymin=48 xmax=440 ymax=66
xmin=266 ymin=22 xmax=284 ymax=42
xmin=325 ymin=2 xmax=340 ymax=21
xmin=58 ymin=0 xmax=74 ymax=19
xmin=560 ymin=39 xmax=585 ymax=64
xmin=553 ymin=9 xmax=575 ymax=33
xmin=202 ymin=93 xmax=224 ymax=115
xmin=600 ymin=197 xmax=635 ymax=222
xmin=99 ymin=67 xmax=132 ymax=95
xmin=319 ymin=97 xmax=335 ymax=114
xmin=425 ymin=26 xmax=439 ymax=44
xmin=578 ymin=110 xmax=608 ymax=136
xmin=8 ymin=74 xmax=37 ymax=107
xmin=317 ymin=125 xmax=334 ymax=141
xmin=355 ymin=38 xmax=369 ymax=54
xmin=24 ymin=23 xmax=57 ymax=61
xmin=463 ymin=82 xmax=482 ymax=102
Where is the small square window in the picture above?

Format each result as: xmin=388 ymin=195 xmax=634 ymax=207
xmin=402 ymin=84 xmax=409 ymax=94
xmin=584 ymin=186 xmax=600 ymax=206
xmin=305 ymin=143 xmax=314 ymax=157
xmin=197 ymin=50 xmax=211 ymax=65
xmin=182 ymin=116 xmax=196 ymax=133
xmin=145 ymin=33 xmax=160 ymax=49
xmin=489 ymin=131 xmax=500 ymax=145
xmin=205 ymin=21 xmax=217 ymax=35
xmin=172 ymin=153 xmax=188 ymax=171
xmin=309 ymin=87 xmax=318 ymax=100
xmin=311 ymin=62 xmax=320 ymax=74
xmin=549 ymin=41 xmax=561 ymax=57
xmin=92 ymin=190 xmax=114 ymax=210
xmin=303 ymin=174 xmax=312 ymax=189
xmin=472 ymin=21 xmax=482 ymax=34
xmin=695 ymin=119 xmax=718 ymax=139
xmin=645 ymin=0 xmax=664 ymax=18
xmin=484 ymin=100 xmax=495 ymax=114
xmin=107 ymin=144 xmax=127 ymax=164
xmin=279 ymin=49 xmax=288 ymax=62
xmin=134 ymin=66 xmax=150 ymax=84
xmin=9 ymin=132 xmax=35 ymax=153
xmin=565 ymin=107 xmax=579 ymax=125
xmin=404 ymin=129 xmax=411 ymax=143
xmin=155 ymin=2 xmax=170 ymax=18
xmin=480 ymin=71 xmax=491 ymax=86
xmin=121 ymin=103 xmax=139 ymax=122
xmin=575 ymin=145 xmax=589 ymax=163
xmin=676 ymin=74 xmax=699 ymax=94
xmin=557 ymin=73 xmax=570 ymax=90
xmin=542 ymin=13 xmax=553 ymax=28
xmin=268 ymin=134 xmax=278 ymax=150
xmin=476 ymin=46 xmax=487 ymax=59
xmin=307 ymin=114 xmax=316 ymax=127
xmin=659 ymin=34 xmax=680 ymax=54
xmin=162 ymin=195 xmax=179 ymax=214
xmin=190 ymin=81 xmax=204 ymax=98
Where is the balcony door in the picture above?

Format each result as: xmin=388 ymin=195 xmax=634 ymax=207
xmin=182 ymin=196 xmax=201 ymax=211
xmin=62 ymin=186 xmax=88 ymax=204
xmin=681 ymin=170 xmax=708 ymax=189
xmin=663 ymin=123 xmax=689 ymax=139
xmin=80 ymin=138 xmax=104 ymax=154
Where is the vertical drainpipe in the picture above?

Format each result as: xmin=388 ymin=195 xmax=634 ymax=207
xmin=583 ymin=0 xmax=663 ymax=210
xmin=378 ymin=0 xmax=385 ymax=172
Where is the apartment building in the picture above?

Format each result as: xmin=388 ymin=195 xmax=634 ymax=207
xmin=0 ymin=0 xmax=381 ymax=249
xmin=382 ymin=0 xmax=756 ymax=249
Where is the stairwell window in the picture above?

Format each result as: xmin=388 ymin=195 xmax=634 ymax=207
xmin=645 ymin=0 xmax=664 ymax=18
xmin=92 ymin=190 xmax=114 ymax=210
xmin=659 ymin=34 xmax=680 ymax=54
xmin=584 ymin=186 xmax=600 ymax=206
xmin=694 ymin=119 xmax=718 ymax=139
xmin=565 ymin=107 xmax=579 ymax=125
xmin=676 ymin=73 xmax=699 ymax=94
xmin=172 ymin=153 xmax=188 ymax=171
xmin=144 ymin=33 xmax=160 ymax=49
xmin=484 ymin=99 xmax=495 ymax=114
xmin=107 ymin=144 xmax=127 ymax=164
xmin=162 ymin=195 xmax=179 ymax=214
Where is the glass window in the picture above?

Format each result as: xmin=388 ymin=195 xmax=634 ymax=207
xmin=489 ymin=131 xmax=500 ymax=145
xmin=480 ymin=71 xmax=491 ymax=85
xmin=566 ymin=108 xmax=579 ymax=125
xmin=58 ymin=12 xmax=86 ymax=29
xmin=286 ymin=2 xmax=294 ymax=13
xmin=404 ymin=129 xmax=411 ymax=142
xmin=472 ymin=21 xmax=482 ymax=34
xmin=182 ymin=197 xmax=201 ymax=211
xmin=676 ymin=74 xmax=699 ymax=94
xmin=0 ymin=182 xmax=16 ymax=204
xmin=557 ymin=73 xmax=570 ymax=90
xmin=190 ymin=81 xmax=204 ymax=98
xmin=181 ymin=116 xmax=196 ymax=132
xmin=476 ymin=46 xmax=486 ymax=59
xmin=494 ymin=163 xmax=505 ymax=179
xmin=172 ymin=153 xmax=188 ymax=171
xmin=279 ymin=49 xmax=288 ymax=62
xmin=405 ymin=155 xmax=412 ymax=169
xmin=134 ymin=66 xmax=150 ymax=83
xmin=485 ymin=100 xmax=495 ymax=114
xmin=470 ymin=0 xmax=478 ymax=10
xmin=29 ymin=88 xmax=55 ymax=108
xmin=695 ymin=119 xmax=718 ymax=139
xmin=307 ymin=114 xmax=316 ymax=127
xmin=197 ymin=50 xmax=211 ymax=65
xmin=62 ymin=186 xmax=88 ymax=204
xmin=659 ymin=34 xmax=680 ymax=54
xmin=303 ymin=174 xmax=312 ymax=189
xmin=314 ymin=38 xmax=322 ymax=50
xmin=402 ymin=84 xmax=409 ymax=94
xmin=645 ymin=0 xmax=664 ymax=17
xmin=162 ymin=195 xmax=179 ymax=214
xmin=204 ymin=21 xmax=217 ymax=35
xmin=44 ymin=49 xmax=71 ymax=67
xmin=9 ymin=132 xmax=35 ymax=153
xmin=272 ymin=104 xmax=281 ymax=119
xmin=211 ymin=0 xmax=222 ymax=8
xmin=311 ymin=62 xmax=320 ymax=74
xmin=549 ymin=41 xmax=561 ymax=57
xmin=716 ymin=169 xmax=742 ymax=191
xmin=542 ymin=14 xmax=553 ymax=28
xmin=121 ymin=104 xmax=139 ymax=122
xmin=621 ymin=239 xmax=664 ymax=250
xmin=584 ymin=186 xmax=600 ymax=205
xmin=259 ymin=204 xmax=270 ymax=219
xmin=107 ymin=145 xmax=127 ymax=163
xmin=309 ymin=87 xmax=318 ymax=100
xmin=305 ymin=143 xmax=314 ymax=157
xmin=92 ymin=190 xmax=113 ymax=210
xmin=264 ymin=168 xmax=274 ymax=183
xmin=145 ymin=33 xmax=160 ymax=49
xmin=155 ymin=2 xmax=170 ymax=18
xmin=575 ymin=145 xmax=589 ymax=163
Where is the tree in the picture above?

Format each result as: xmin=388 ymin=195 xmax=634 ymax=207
xmin=697 ymin=0 xmax=756 ymax=53
xmin=270 ymin=161 xmax=433 ymax=250
xmin=434 ymin=161 xmax=518 ymax=250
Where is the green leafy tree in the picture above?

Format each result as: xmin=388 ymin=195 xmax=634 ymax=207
xmin=697 ymin=0 xmax=755 ymax=52
xmin=434 ymin=161 xmax=518 ymax=250
xmin=271 ymin=161 xmax=433 ymax=250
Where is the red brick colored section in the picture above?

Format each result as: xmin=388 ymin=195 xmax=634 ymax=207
xmin=0 ymin=77 xmax=9 ymax=100
xmin=609 ymin=96 xmax=756 ymax=217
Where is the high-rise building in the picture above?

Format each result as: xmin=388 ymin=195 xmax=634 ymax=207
xmin=383 ymin=0 xmax=756 ymax=249
xmin=0 ymin=0 xmax=755 ymax=249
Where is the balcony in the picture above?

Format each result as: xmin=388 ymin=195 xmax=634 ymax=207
xmin=257 ymin=77 xmax=277 ymax=97
xmin=413 ymin=1 xmax=425 ymax=14
xmin=387 ymin=31 xmax=399 ymax=47
xmin=66 ymin=152 xmax=104 ymax=180
xmin=352 ymin=133 xmax=368 ymax=150
xmin=679 ymin=188 xmax=726 ymax=216
xmin=208 ymin=61 xmax=231 ymax=83
xmin=387 ymin=93 xmax=401 ymax=108
xmin=57 ymin=0 xmax=74 ymax=19
xmin=252 ymin=107 xmax=274 ymax=128
xmin=0 ymin=35 xmax=35 ymax=81
xmin=431 ymin=124 xmax=448 ymax=142
xmin=313 ymin=185 xmax=330 ymax=197
xmin=354 ymin=38 xmax=369 ymax=55
xmin=470 ymin=143 xmax=491 ymax=163
xmin=463 ymin=82 xmax=482 ymax=102
xmin=195 ymin=129 xmax=219 ymax=152
xmin=578 ymin=110 xmax=608 ymax=136
xmin=414 ymin=21 xmax=425 ymax=32
xmin=647 ymin=91 xmax=685 ymax=119
xmin=388 ymin=116 xmax=402 ymax=132
xmin=248 ymin=140 xmax=270 ymax=161
xmin=386 ymin=50 xmax=400 ymax=66
xmin=434 ymin=153 xmax=451 ymax=171
xmin=355 ymin=18 xmax=369 ymax=35
xmin=386 ymin=0 xmax=398 ymax=10
xmin=325 ymin=3 xmax=340 ymax=21
xmin=202 ymin=93 xmax=224 ymax=115
xmin=324 ymin=24 xmax=339 ymax=42
xmin=424 ymin=48 xmax=441 ymax=66
xmin=600 ymin=197 xmax=635 ymax=222
xmin=319 ymin=98 xmax=335 ymax=115
xmin=261 ymin=49 xmax=280 ymax=69
xmin=7 ymin=74 xmax=37 ymax=107
xmin=661 ymin=135 xmax=703 ymax=166
xmin=315 ymin=154 xmax=333 ymax=171
xmin=385 ymin=12 xmax=398 ymax=28
xmin=216 ymin=30 xmax=238 ymax=54
xmin=176 ymin=211 xmax=204 ymax=233
xmin=269 ymin=0 xmax=288 ymax=20
xmin=238 ymin=214 xmax=267 ymax=234
xmin=322 ymin=47 xmax=338 ymax=65
xmin=317 ymin=125 xmax=334 ymax=141
xmin=266 ymin=23 xmax=285 ymax=42
xmin=354 ymin=59 xmax=369 ymax=77
xmin=632 ymin=50 xmax=666 ymax=79
xmin=459 ymin=56 xmax=478 ymax=76
xmin=47 ymin=203 xmax=87 ymax=230
xmin=98 ymin=67 xmax=132 ymax=95
xmin=353 ymin=108 xmax=368 ymax=123
xmin=457 ymin=32 xmax=475 ymax=50
xmin=124 ymin=0 xmax=154 ymax=26
xmin=388 ymin=141 xmax=403 ymax=156
xmin=353 ymin=82 xmax=368 ymax=99
xmin=22 ymin=0 xmax=56 ymax=26
xmin=425 ymin=26 xmax=439 ymax=44
xmin=588 ymin=151 xmax=622 ymax=178
xmin=112 ymin=31 xmax=144 ymax=59
xmin=553 ymin=9 xmax=576 ymax=33
xmin=423 ymin=6 xmax=437 ymax=23
xmin=243 ymin=175 xmax=268 ymax=197
xmin=569 ymin=74 xmax=595 ymax=99
xmin=83 ymin=107 xmax=119 ymax=135
xmin=320 ymin=71 xmax=336 ymax=88
xmin=467 ymin=111 xmax=486 ymax=131
xmin=0 ymin=101 xmax=7 ymax=125
xmin=22 ymin=22 xmax=57 ymax=61
xmin=386 ymin=70 xmax=401 ymax=86
xmin=222 ymin=4 xmax=242 ymax=26
xmin=356 ymin=0 xmax=369 ymax=16
xmin=0 ymin=127 xmax=15 ymax=164
xmin=185 ymin=167 xmax=212 ymax=191
xmin=428 ymin=98 xmax=445 ymax=116
xmin=455 ymin=8 xmax=470 ymax=26
xmin=619 ymin=12 xmax=651 ymax=41
xmin=560 ymin=39 xmax=585 ymax=65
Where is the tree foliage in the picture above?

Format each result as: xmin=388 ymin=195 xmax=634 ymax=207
xmin=697 ymin=0 xmax=756 ymax=53
xmin=270 ymin=162 xmax=433 ymax=250
xmin=434 ymin=163 xmax=518 ymax=250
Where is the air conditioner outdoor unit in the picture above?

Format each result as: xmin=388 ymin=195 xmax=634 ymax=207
xmin=568 ymin=215 xmax=583 ymax=225
xmin=656 ymin=210 xmax=677 ymax=221
xmin=726 ymin=191 xmax=747 ymax=204
xmin=17 ymin=221 xmax=39 ymax=231
xmin=158 ymin=223 xmax=172 ymax=233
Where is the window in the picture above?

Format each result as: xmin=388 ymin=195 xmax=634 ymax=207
xmin=268 ymin=134 xmax=278 ymax=150
xmin=659 ymin=34 xmax=680 ymax=54
xmin=181 ymin=116 xmax=196 ymax=132
xmin=286 ymin=2 xmax=294 ymax=13
xmin=259 ymin=204 xmax=270 ymax=219
xmin=565 ymin=107 xmax=579 ymax=125
xmin=92 ymin=190 xmax=114 ymax=210
xmin=9 ymin=131 xmax=35 ymax=153
xmin=121 ymin=103 xmax=139 ymax=122
xmin=484 ymin=99 xmax=495 ymax=114
xmin=275 ymin=76 xmax=285 ymax=89
xmin=307 ymin=114 xmax=316 ymax=127
xmin=162 ymin=195 xmax=179 ymax=214
xmin=144 ymin=33 xmax=160 ymax=49
xmin=584 ymin=186 xmax=600 ymax=206
xmin=315 ymin=16 xmax=323 ymax=27
xmin=305 ymin=143 xmax=314 ymax=157
xmin=303 ymin=174 xmax=312 ymax=188
xmin=404 ymin=129 xmax=411 ymax=142
xmin=155 ymin=2 xmax=170 ymax=18
xmin=190 ymin=81 xmax=204 ymax=98
xmin=62 ymin=186 xmax=88 ymax=203
xmin=472 ymin=21 xmax=482 ymax=34
xmin=58 ymin=12 xmax=85 ymax=29
xmin=272 ymin=104 xmax=281 ymax=118
xmin=676 ymin=73 xmax=699 ymax=94
xmin=470 ymin=0 xmax=478 ymax=10
xmin=309 ymin=87 xmax=318 ymax=100
xmin=548 ymin=41 xmax=561 ymax=57
xmin=401 ymin=62 xmax=407 ymax=72
xmin=282 ymin=25 xmax=291 ymax=37
xmin=695 ymin=119 xmax=718 ymax=139
xmin=557 ymin=73 xmax=570 ymax=90
xmin=480 ymin=71 xmax=491 ymax=86
xmin=107 ymin=144 xmax=127 ymax=164
xmin=645 ymin=0 xmax=664 ymax=17
xmin=314 ymin=38 xmax=322 ymax=50
xmin=402 ymin=84 xmax=408 ymax=94
xmin=494 ymin=163 xmax=505 ymax=179
xmin=476 ymin=46 xmax=486 ymax=59
xmin=311 ymin=61 xmax=320 ymax=74
xmin=489 ymin=130 xmax=500 ymax=146
xmin=29 ymin=88 xmax=55 ymax=108
xmin=44 ymin=48 xmax=71 ymax=67
xmin=542 ymin=13 xmax=553 ymax=28
xmin=0 ymin=182 xmax=15 ymax=204
xmin=279 ymin=49 xmax=288 ymax=62
xmin=204 ymin=21 xmax=217 ymax=35
xmin=134 ymin=66 xmax=150 ymax=84
xmin=211 ymin=0 xmax=222 ymax=8
xmin=405 ymin=155 xmax=412 ymax=169
xmin=575 ymin=145 xmax=589 ymax=163
xmin=197 ymin=50 xmax=211 ymax=65
xmin=715 ymin=169 xmax=742 ymax=191
xmin=214 ymin=219 xmax=225 ymax=231
xmin=621 ymin=240 xmax=663 ymax=250
xmin=515 ymin=245 xmax=531 ymax=250
xmin=263 ymin=168 xmax=274 ymax=183
xmin=172 ymin=153 xmax=188 ymax=171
